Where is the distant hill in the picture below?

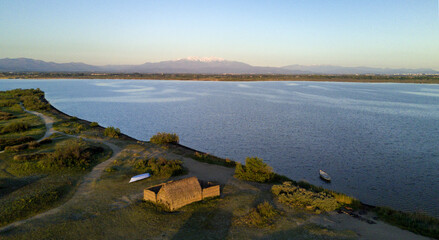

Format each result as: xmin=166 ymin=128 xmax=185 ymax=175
xmin=281 ymin=64 xmax=439 ymax=75
xmin=1 ymin=57 xmax=438 ymax=74
xmin=112 ymin=57 xmax=294 ymax=74
xmin=0 ymin=58 xmax=98 ymax=72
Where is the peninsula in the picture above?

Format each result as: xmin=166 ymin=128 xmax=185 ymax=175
xmin=0 ymin=89 xmax=438 ymax=239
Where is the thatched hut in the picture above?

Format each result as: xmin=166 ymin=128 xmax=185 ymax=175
xmin=144 ymin=176 xmax=220 ymax=211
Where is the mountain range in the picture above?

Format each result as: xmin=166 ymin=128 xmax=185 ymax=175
xmin=1 ymin=57 xmax=438 ymax=75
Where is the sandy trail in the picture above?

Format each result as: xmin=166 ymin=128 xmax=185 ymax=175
xmin=21 ymin=104 xmax=57 ymax=142
xmin=162 ymin=151 xmax=234 ymax=185
xmin=0 ymin=108 xmax=122 ymax=233
xmin=0 ymin=105 xmax=57 ymax=154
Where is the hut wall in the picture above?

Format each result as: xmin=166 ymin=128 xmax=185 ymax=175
xmin=158 ymin=190 xmax=202 ymax=211
xmin=144 ymin=189 xmax=157 ymax=202
xmin=202 ymin=185 xmax=220 ymax=199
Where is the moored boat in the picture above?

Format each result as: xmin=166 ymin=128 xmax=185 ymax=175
xmin=319 ymin=170 xmax=331 ymax=182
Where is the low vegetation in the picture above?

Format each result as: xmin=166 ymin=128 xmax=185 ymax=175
xmin=375 ymin=207 xmax=439 ymax=239
xmin=0 ymin=89 xmax=116 ymax=229
xmin=54 ymin=120 xmax=87 ymax=135
xmin=0 ymin=99 xmax=18 ymax=108
xmin=0 ymin=136 xmax=35 ymax=151
xmin=0 ymin=110 xmax=15 ymax=120
xmin=104 ymin=126 xmax=120 ymax=138
xmin=272 ymin=181 xmax=340 ymax=213
xmin=150 ymin=132 xmax=179 ymax=144
xmin=234 ymin=157 xmax=274 ymax=183
xmin=234 ymin=201 xmax=279 ymax=227
xmin=0 ymin=176 xmax=76 ymax=227
xmin=4 ymin=141 xmax=40 ymax=152
xmin=10 ymin=139 xmax=105 ymax=174
xmin=134 ymin=157 xmax=183 ymax=177
xmin=1 ymin=121 xmax=30 ymax=134
xmin=47 ymin=139 xmax=104 ymax=169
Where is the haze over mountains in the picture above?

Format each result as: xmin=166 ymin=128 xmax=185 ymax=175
xmin=1 ymin=57 xmax=438 ymax=75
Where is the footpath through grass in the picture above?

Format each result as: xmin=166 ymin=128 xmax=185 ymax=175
xmin=0 ymin=89 xmax=114 ymax=227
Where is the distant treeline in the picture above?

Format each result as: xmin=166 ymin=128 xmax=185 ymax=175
xmin=1 ymin=72 xmax=439 ymax=83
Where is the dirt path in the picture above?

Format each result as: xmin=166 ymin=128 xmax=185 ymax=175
xmin=0 ymin=108 xmax=122 ymax=233
xmin=160 ymin=151 xmax=234 ymax=185
xmin=21 ymin=104 xmax=57 ymax=141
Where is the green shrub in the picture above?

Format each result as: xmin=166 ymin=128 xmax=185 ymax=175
xmin=0 ymin=136 xmax=35 ymax=151
xmin=90 ymin=122 xmax=99 ymax=127
xmin=54 ymin=121 xmax=87 ymax=135
xmin=4 ymin=140 xmax=40 ymax=153
xmin=234 ymin=201 xmax=279 ymax=227
xmin=289 ymin=180 xmax=360 ymax=208
xmin=40 ymin=139 xmax=104 ymax=170
xmin=45 ymin=140 xmax=87 ymax=168
xmin=0 ymin=111 xmax=15 ymax=120
xmin=0 ymin=99 xmax=17 ymax=107
xmin=272 ymin=182 xmax=340 ymax=213
xmin=4 ymin=142 xmax=32 ymax=152
xmin=375 ymin=207 xmax=439 ymax=239
xmin=104 ymin=126 xmax=120 ymax=138
xmin=134 ymin=157 xmax=183 ymax=177
xmin=234 ymin=157 xmax=274 ymax=183
xmin=21 ymin=95 xmax=49 ymax=111
xmin=10 ymin=140 xmax=104 ymax=172
xmin=19 ymin=89 xmax=49 ymax=111
xmin=150 ymin=132 xmax=179 ymax=144
xmin=1 ymin=121 xmax=30 ymax=133
xmin=14 ymin=153 xmax=47 ymax=162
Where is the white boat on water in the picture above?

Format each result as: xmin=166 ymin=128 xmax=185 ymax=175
xmin=129 ymin=173 xmax=151 ymax=183
xmin=319 ymin=170 xmax=331 ymax=182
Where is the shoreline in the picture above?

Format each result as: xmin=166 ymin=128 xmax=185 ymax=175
xmin=1 ymin=73 xmax=439 ymax=84
xmin=39 ymin=94 xmax=433 ymax=218
xmin=4 ymin=87 xmax=437 ymax=216
xmin=1 ymin=89 xmax=438 ymax=239
xmin=3 ymin=78 xmax=439 ymax=85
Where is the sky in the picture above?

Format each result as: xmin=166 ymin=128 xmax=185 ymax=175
xmin=1 ymin=0 xmax=439 ymax=69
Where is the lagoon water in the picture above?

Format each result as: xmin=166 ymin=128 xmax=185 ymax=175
xmin=1 ymin=79 xmax=439 ymax=217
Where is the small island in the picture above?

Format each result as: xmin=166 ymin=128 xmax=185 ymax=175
xmin=0 ymin=89 xmax=438 ymax=239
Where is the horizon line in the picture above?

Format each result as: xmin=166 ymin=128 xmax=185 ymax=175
xmin=1 ymin=57 xmax=439 ymax=71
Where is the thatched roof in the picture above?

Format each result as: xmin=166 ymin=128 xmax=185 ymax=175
xmin=158 ymin=177 xmax=202 ymax=203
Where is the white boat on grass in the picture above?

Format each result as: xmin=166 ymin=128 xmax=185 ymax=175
xmin=129 ymin=173 xmax=151 ymax=183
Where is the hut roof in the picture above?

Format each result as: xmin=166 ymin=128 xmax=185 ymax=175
xmin=159 ymin=177 xmax=202 ymax=203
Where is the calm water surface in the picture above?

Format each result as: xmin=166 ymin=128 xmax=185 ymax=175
xmin=1 ymin=79 xmax=439 ymax=217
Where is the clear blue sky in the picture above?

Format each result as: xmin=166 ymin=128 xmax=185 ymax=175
xmin=1 ymin=0 xmax=438 ymax=69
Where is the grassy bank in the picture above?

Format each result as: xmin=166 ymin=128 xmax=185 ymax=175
xmin=374 ymin=207 xmax=439 ymax=239
xmin=0 ymin=89 xmax=113 ymax=227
